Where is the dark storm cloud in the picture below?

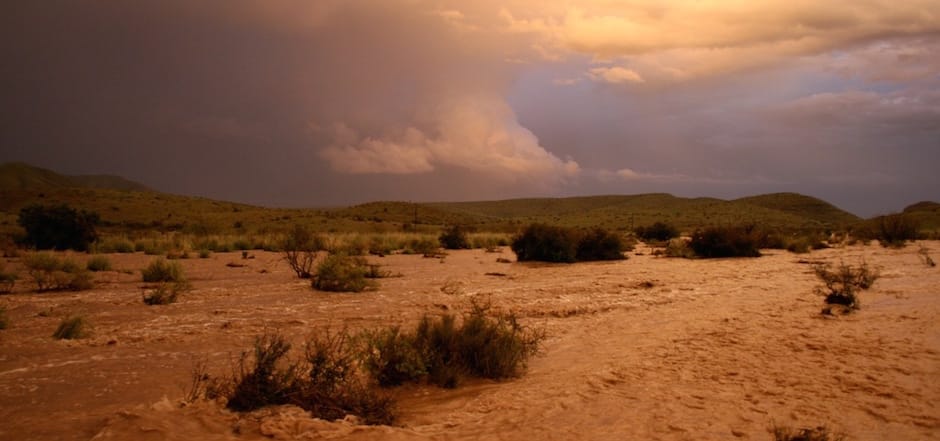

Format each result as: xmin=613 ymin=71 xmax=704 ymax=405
xmin=1 ymin=1 xmax=938 ymax=215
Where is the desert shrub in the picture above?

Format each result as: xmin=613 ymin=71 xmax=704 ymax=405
xmin=301 ymin=331 xmax=396 ymax=425
xmin=198 ymin=249 xmax=212 ymax=258
xmin=511 ymin=224 xmax=627 ymax=263
xmin=575 ymin=228 xmax=627 ymax=261
xmin=814 ymin=261 xmax=879 ymax=311
xmin=361 ymin=301 xmax=543 ymax=389
xmin=634 ymin=221 xmax=679 ymax=242
xmin=53 ymin=315 xmax=88 ymax=339
xmin=439 ymin=225 xmax=471 ymax=250
xmin=404 ymin=237 xmax=441 ymax=257
xmin=143 ymin=282 xmax=189 ymax=305
xmin=86 ymin=255 xmax=112 ymax=272
xmin=871 ymin=213 xmax=920 ymax=247
xmin=194 ymin=331 xmax=395 ymax=425
xmin=0 ymin=261 xmax=16 ymax=294
xmin=658 ymin=238 xmax=695 ymax=258
xmin=510 ymin=224 xmax=578 ymax=263
xmin=226 ymin=333 xmax=300 ymax=411
xmin=312 ymin=254 xmax=376 ymax=292
xmin=770 ymin=423 xmax=845 ymax=441
xmin=689 ymin=225 xmax=762 ymax=258
xmin=23 ymin=252 xmax=94 ymax=291
xmin=18 ymin=204 xmax=99 ymax=251
xmin=141 ymin=258 xmax=186 ymax=283
xmin=0 ymin=307 xmax=8 ymax=329
xmin=359 ymin=327 xmax=427 ymax=387
xmin=282 ymin=225 xmax=323 ymax=279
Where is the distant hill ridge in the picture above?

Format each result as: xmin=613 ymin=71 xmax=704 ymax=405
xmin=0 ymin=162 xmax=151 ymax=192
xmin=1 ymin=162 xmax=936 ymax=236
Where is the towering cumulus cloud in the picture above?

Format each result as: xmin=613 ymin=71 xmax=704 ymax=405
xmin=320 ymin=96 xmax=579 ymax=182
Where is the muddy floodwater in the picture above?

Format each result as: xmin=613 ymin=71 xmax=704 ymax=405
xmin=1 ymin=243 xmax=938 ymax=440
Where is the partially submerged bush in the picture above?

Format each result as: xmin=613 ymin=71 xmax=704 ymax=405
xmin=918 ymin=245 xmax=936 ymax=267
xmin=283 ymin=224 xmax=323 ymax=279
xmin=689 ymin=225 xmax=762 ymax=258
xmin=656 ymin=238 xmax=695 ymax=258
xmin=86 ymin=255 xmax=113 ymax=272
xmin=143 ymin=282 xmax=189 ymax=305
xmin=0 ymin=306 xmax=8 ymax=330
xmin=142 ymin=258 xmax=186 ymax=283
xmin=23 ymin=252 xmax=94 ymax=291
xmin=0 ymin=261 xmax=16 ymax=294
xmin=439 ymin=225 xmax=471 ymax=250
xmin=771 ymin=422 xmax=845 ymax=441
xmin=53 ymin=315 xmax=88 ymax=339
xmin=361 ymin=301 xmax=543 ymax=389
xmin=313 ymin=254 xmax=377 ymax=292
xmin=192 ymin=331 xmax=395 ymax=425
xmin=814 ymin=261 xmax=879 ymax=311
xmin=635 ymin=221 xmax=679 ymax=243
xmin=511 ymin=224 xmax=626 ymax=263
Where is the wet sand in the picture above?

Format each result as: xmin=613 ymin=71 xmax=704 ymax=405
xmin=1 ymin=243 xmax=937 ymax=440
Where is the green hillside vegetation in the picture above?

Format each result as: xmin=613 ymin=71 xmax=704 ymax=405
xmin=903 ymin=201 xmax=940 ymax=234
xmin=3 ymin=162 xmax=935 ymax=247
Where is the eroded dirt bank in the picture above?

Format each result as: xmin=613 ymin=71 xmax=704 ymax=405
xmin=1 ymin=243 xmax=938 ymax=440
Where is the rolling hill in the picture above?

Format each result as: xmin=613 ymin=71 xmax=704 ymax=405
xmin=1 ymin=162 xmax=935 ymax=239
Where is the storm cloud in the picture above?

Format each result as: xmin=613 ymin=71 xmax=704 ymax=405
xmin=1 ymin=1 xmax=938 ymax=215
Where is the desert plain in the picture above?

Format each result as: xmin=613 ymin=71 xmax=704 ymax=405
xmin=0 ymin=242 xmax=937 ymax=441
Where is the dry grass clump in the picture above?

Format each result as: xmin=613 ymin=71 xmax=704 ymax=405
xmin=85 ymin=255 xmax=113 ymax=272
xmin=312 ymin=254 xmax=377 ymax=293
xmin=141 ymin=258 xmax=186 ymax=283
xmin=361 ymin=300 xmax=544 ymax=389
xmin=770 ymin=423 xmax=845 ymax=441
xmin=814 ymin=261 xmax=879 ymax=312
xmin=53 ymin=315 xmax=88 ymax=340
xmin=23 ymin=252 xmax=93 ymax=292
xmin=142 ymin=282 xmax=189 ymax=305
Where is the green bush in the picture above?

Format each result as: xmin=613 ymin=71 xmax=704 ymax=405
xmin=86 ymin=255 xmax=113 ymax=272
xmin=634 ymin=222 xmax=679 ymax=242
xmin=511 ymin=224 xmax=627 ymax=263
xmin=23 ymin=252 xmax=94 ymax=291
xmin=312 ymin=254 xmax=376 ymax=292
xmin=814 ymin=261 xmax=878 ymax=311
xmin=17 ymin=204 xmax=99 ymax=251
xmin=689 ymin=225 xmax=762 ymax=258
xmin=575 ymin=228 xmax=627 ymax=261
xmin=141 ymin=258 xmax=186 ymax=283
xmin=53 ymin=315 xmax=88 ymax=339
xmin=439 ymin=225 xmax=471 ymax=250
xmin=360 ymin=327 xmax=427 ymax=387
xmin=510 ymin=224 xmax=578 ymax=263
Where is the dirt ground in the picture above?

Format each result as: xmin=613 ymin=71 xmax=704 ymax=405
xmin=1 ymin=243 xmax=938 ymax=441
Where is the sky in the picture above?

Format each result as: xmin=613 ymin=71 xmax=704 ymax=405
xmin=1 ymin=1 xmax=938 ymax=217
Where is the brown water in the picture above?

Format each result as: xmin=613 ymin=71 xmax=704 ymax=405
xmin=1 ymin=243 xmax=937 ymax=440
